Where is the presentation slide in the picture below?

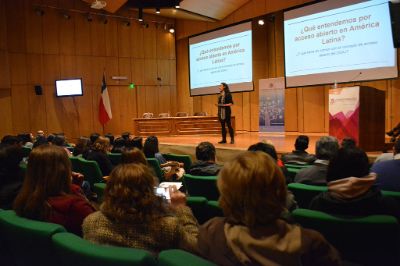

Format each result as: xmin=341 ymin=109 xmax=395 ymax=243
xmin=55 ymin=79 xmax=83 ymax=97
xmin=284 ymin=0 xmax=398 ymax=87
xmin=189 ymin=22 xmax=253 ymax=96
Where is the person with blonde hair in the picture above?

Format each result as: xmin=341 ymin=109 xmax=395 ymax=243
xmin=84 ymin=136 xmax=113 ymax=176
xmin=83 ymin=163 xmax=198 ymax=254
xmin=13 ymin=145 xmax=95 ymax=236
xmin=197 ymin=151 xmax=340 ymax=265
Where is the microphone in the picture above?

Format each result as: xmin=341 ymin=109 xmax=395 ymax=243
xmin=347 ymin=71 xmax=363 ymax=83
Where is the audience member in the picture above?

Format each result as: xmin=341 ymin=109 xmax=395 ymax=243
xmin=121 ymin=132 xmax=131 ymax=142
xmin=0 ymin=135 xmax=20 ymax=148
xmin=32 ymin=135 xmax=48 ymax=149
xmin=46 ymin=134 xmax=55 ymax=144
xmin=281 ymin=135 xmax=316 ymax=165
xmin=73 ymin=137 xmax=91 ymax=157
xmin=18 ymin=133 xmax=34 ymax=149
xmin=294 ymin=136 xmax=339 ymax=186
xmin=188 ymin=142 xmax=221 ymax=176
xmin=197 ymin=151 xmax=340 ymax=265
xmin=89 ymin=133 xmax=100 ymax=145
xmin=126 ymin=136 xmax=143 ymax=150
xmin=143 ymin=136 xmax=184 ymax=180
xmin=310 ymin=147 xmax=400 ymax=218
xmin=340 ymin=137 xmax=357 ymax=149
xmin=83 ymin=163 xmax=198 ymax=254
xmin=13 ymin=145 xmax=95 ymax=235
xmin=111 ymin=137 xmax=125 ymax=153
xmin=371 ymin=139 xmax=400 ymax=191
xmin=85 ymin=136 xmax=114 ymax=176
xmin=104 ymin=133 xmax=114 ymax=147
xmin=0 ymin=145 xmax=24 ymax=209
xmin=121 ymin=148 xmax=147 ymax=165
xmin=53 ymin=134 xmax=72 ymax=157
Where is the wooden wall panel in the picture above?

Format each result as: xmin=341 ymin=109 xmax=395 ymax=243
xmin=105 ymin=19 xmax=118 ymax=57
xmin=302 ymin=87 xmax=325 ymax=133
xmin=6 ymin=0 xmax=26 ymax=53
xmin=42 ymin=8 xmax=59 ymax=54
xmin=25 ymin=0 xmax=43 ymax=54
xmin=158 ymin=86 xmax=172 ymax=114
xmin=43 ymin=54 xmax=61 ymax=85
xmin=156 ymin=28 xmax=170 ymax=59
xmin=75 ymin=85 xmax=94 ymax=137
xmin=284 ymin=88 xmax=298 ymax=131
xmin=59 ymin=14 xmax=75 ymax=55
xmin=169 ymin=60 xmax=176 ymax=86
xmin=145 ymin=86 xmax=159 ymax=115
xmin=143 ymin=25 xmax=157 ymax=59
xmin=157 ymin=59 xmax=171 ymax=85
xmin=26 ymin=54 xmax=43 ymax=85
xmin=104 ymin=85 xmax=121 ymax=134
xmin=76 ymin=56 xmax=93 ymax=85
xmin=0 ymin=51 xmax=10 ymax=88
xmin=117 ymin=22 xmax=132 ymax=58
xmin=74 ymin=11 xmax=91 ymax=55
xmin=11 ymin=85 xmax=31 ymax=133
xmin=136 ymin=85 xmax=147 ymax=118
xmin=132 ymin=58 xmax=145 ymax=86
xmin=0 ymin=0 xmax=7 ymax=50
xmin=90 ymin=18 xmax=106 ymax=56
xmin=27 ymin=87 xmax=47 ymax=133
xmin=60 ymin=55 xmax=77 ymax=77
xmin=9 ymin=53 xmax=28 ymax=85
xmin=131 ymin=22 xmax=144 ymax=59
xmin=118 ymin=86 xmax=137 ymax=134
xmin=144 ymin=59 xmax=158 ymax=86
xmin=0 ymin=89 xmax=13 ymax=136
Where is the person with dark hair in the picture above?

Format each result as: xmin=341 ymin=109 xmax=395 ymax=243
xmin=111 ymin=137 xmax=126 ymax=153
xmin=143 ymin=136 xmax=183 ymax=180
xmin=82 ymin=163 xmax=198 ymax=254
xmin=46 ymin=134 xmax=55 ymax=144
xmin=0 ymin=135 xmax=20 ymax=148
xmin=281 ymin=135 xmax=316 ymax=165
xmin=371 ymin=138 xmax=400 ymax=191
xmin=197 ymin=151 xmax=340 ymax=265
xmin=294 ymin=136 xmax=339 ymax=186
xmin=104 ymin=133 xmax=114 ymax=146
xmin=53 ymin=134 xmax=72 ymax=157
xmin=188 ymin=142 xmax=222 ymax=176
xmin=121 ymin=132 xmax=131 ymax=142
xmin=89 ymin=133 xmax=100 ymax=144
xmin=341 ymin=137 xmax=357 ymax=149
xmin=126 ymin=136 xmax=143 ymax=150
xmin=18 ymin=133 xmax=34 ymax=148
xmin=310 ymin=147 xmax=400 ymax=218
xmin=0 ymin=145 xmax=24 ymax=209
xmin=85 ymin=136 xmax=114 ymax=176
xmin=73 ymin=137 xmax=91 ymax=157
xmin=217 ymin=83 xmax=234 ymax=144
xmin=13 ymin=145 xmax=95 ymax=235
xmin=32 ymin=135 xmax=48 ymax=149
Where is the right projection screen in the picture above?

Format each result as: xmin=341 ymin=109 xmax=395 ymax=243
xmin=284 ymin=0 xmax=398 ymax=87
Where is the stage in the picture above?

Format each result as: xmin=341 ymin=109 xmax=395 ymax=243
xmin=158 ymin=132 xmax=386 ymax=163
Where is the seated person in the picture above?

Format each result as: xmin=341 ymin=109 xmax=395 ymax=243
xmin=13 ymin=145 xmax=95 ymax=236
xmin=111 ymin=137 xmax=125 ymax=153
xmin=188 ymin=142 xmax=221 ymax=176
xmin=310 ymin=147 xmax=400 ymax=219
xmin=0 ymin=145 xmax=24 ymax=209
xmin=294 ymin=136 xmax=339 ymax=186
xmin=85 ymin=136 xmax=114 ymax=176
xmin=143 ymin=136 xmax=184 ymax=180
xmin=340 ymin=137 xmax=357 ymax=149
xmin=121 ymin=148 xmax=147 ymax=165
xmin=281 ymin=135 xmax=316 ymax=165
xmin=72 ymin=137 xmax=91 ymax=157
xmin=83 ymin=163 xmax=198 ymax=254
xmin=197 ymin=151 xmax=340 ymax=265
xmin=371 ymin=138 xmax=400 ymax=191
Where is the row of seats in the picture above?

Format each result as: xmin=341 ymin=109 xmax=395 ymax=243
xmin=143 ymin=112 xmax=207 ymax=118
xmin=0 ymin=209 xmax=216 ymax=266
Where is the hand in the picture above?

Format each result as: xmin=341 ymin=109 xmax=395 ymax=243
xmin=169 ymin=186 xmax=186 ymax=208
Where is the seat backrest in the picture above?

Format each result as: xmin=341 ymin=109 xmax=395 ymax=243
xmin=77 ymin=157 xmax=104 ymax=187
xmin=52 ymin=232 xmax=157 ymax=266
xmin=107 ymin=153 xmax=122 ymax=166
xmin=175 ymin=112 xmax=188 ymax=117
xmin=93 ymin=183 xmax=107 ymax=203
xmin=163 ymin=153 xmax=192 ymax=172
xmin=382 ymin=190 xmax=400 ymax=204
xmin=292 ymin=208 xmax=400 ymax=265
xmin=146 ymin=158 xmax=164 ymax=182
xmin=287 ymin=183 xmax=327 ymax=208
xmin=143 ymin=113 xmax=154 ymax=119
xmin=207 ymin=200 xmax=224 ymax=220
xmin=0 ymin=209 xmax=66 ymax=266
xmin=193 ymin=112 xmax=207 ymax=116
xmin=70 ymin=156 xmax=81 ymax=172
xmin=158 ymin=113 xmax=170 ymax=118
xmin=183 ymin=174 xmax=219 ymax=200
xmin=158 ymin=249 xmax=216 ymax=266
xmin=186 ymin=196 xmax=208 ymax=224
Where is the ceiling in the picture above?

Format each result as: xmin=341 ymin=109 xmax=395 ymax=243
xmin=82 ymin=0 xmax=251 ymax=21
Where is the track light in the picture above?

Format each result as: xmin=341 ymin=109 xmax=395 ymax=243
xmin=169 ymin=27 xmax=175 ymax=34
xmin=175 ymin=0 xmax=181 ymax=8
xmin=258 ymin=19 xmax=265 ymax=25
xmin=156 ymin=7 xmax=160 ymax=14
xmin=138 ymin=8 xmax=143 ymax=22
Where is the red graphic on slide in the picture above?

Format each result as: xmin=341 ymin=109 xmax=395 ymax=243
xmin=329 ymin=106 xmax=359 ymax=143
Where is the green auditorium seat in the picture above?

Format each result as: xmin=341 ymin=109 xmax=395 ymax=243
xmin=206 ymin=200 xmax=224 ymax=220
xmin=52 ymin=232 xmax=157 ymax=266
xmin=147 ymin=158 xmax=165 ymax=182
xmin=21 ymin=146 xmax=31 ymax=158
xmin=158 ymin=249 xmax=216 ymax=266
xmin=183 ymin=174 xmax=219 ymax=201
xmin=287 ymin=183 xmax=327 ymax=208
xmin=284 ymin=164 xmax=312 ymax=181
xmin=0 ymin=209 xmax=66 ymax=266
xmin=163 ymin=153 xmax=193 ymax=172
xmin=186 ymin=196 xmax=209 ymax=224
xmin=382 ymin=190 xmax=400 ymax=204
xmin=292 ymin=208 xmax=400 ymax=265
xmin=93 ymin=182 xmax=107 ymax=202
xmin=70 ymin=156 xmax=81 ymax=172
xmin=78 ymin=157 xmax=104 ymax=187
xmin=108 ymin=152 xmax=122 ymax=166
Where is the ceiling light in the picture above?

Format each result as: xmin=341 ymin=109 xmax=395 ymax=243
xmin=138 ymin=8 xmax=143 ymax=22
xmin=258 ymin=19 xmax=264 ymax=25
xmin=156 ymin=7 xmax=160 ymax=14
xmin=169 ymin=27 xmax=175 ymax=34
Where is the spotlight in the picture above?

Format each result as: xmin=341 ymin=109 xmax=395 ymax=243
xmin=138 ymin=8 xmax=143 ymax=22
xmin=174 ymin=0 xmax=181 ymax=8
xmin=34 ymin=8 xmax=44 ymax=16
xmin=156 ymin=7 xmax=160 ymax=14
xmin=175 ymin=5 xmax=180 ymax=8
xmin=258 ymin=19 xmax=265 ymax=25
xmin=169 ymin=27 xmax=175 ymax=34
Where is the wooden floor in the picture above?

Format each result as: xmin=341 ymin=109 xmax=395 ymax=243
xmin=157 ymin=132 xmax=383 ymax=163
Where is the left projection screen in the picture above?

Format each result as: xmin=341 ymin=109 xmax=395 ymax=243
xmin=189 ymin=21 xmax=253 ymax=96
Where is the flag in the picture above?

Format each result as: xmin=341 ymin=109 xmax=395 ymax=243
xmin=99 ymin=74 xmax=112 ymax=125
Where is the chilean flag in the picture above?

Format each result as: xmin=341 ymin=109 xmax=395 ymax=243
xmin=98 ymin=74 xmax=112 ymax=125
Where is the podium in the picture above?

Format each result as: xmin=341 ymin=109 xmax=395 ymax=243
xmin=329 ymin=86 xmax=385 ymax=151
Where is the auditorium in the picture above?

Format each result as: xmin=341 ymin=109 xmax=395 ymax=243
xmin=0 ymin=0 xmax=399 ymax=265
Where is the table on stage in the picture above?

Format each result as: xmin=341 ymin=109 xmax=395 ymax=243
xmin=133 ymin=116 xmax=235 ymax=136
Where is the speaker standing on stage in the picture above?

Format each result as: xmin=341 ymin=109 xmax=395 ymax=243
xmin=217 ymin=83 xmax=234 ymax=144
